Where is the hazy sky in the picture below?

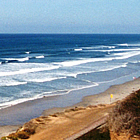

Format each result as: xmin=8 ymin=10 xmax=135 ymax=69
xmin=0 ymin=0 xmax=140 ymax=34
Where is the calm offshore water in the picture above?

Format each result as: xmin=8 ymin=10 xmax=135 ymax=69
xmin=0 ymin=34 xmax=140 ymax=109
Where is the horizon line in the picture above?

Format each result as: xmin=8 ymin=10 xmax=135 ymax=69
xmin=0 ymin=33 xmax=140 ymax=35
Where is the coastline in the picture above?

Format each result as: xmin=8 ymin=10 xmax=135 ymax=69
xmin=75 ymin=77 xmax=140 ymax=107
xmin=0 ymin=77 xmax=140 ymax=138
xmin=42 ymin=77 xmax=140 ymax=116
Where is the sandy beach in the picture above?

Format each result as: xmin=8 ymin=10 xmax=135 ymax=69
xmin=76 ymin=77 xmax=140 ymax=107
xmin=0 ymin=77 xmax=140 ymax=139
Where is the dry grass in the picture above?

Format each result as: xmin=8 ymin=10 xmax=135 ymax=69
xmin=108 ymin=89 xmax=140 ymax=137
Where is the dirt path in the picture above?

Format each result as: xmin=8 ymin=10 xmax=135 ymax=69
xmin=27 ymin=105 xmax=113 ymax=140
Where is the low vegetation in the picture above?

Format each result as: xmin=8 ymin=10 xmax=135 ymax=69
xmin=77 ymin=89 xmax=140 ymax=140
xmin=108 ymin=89 xmax=140 ymax=138
xmin=1 ymin=128 xmax=35 ymax=140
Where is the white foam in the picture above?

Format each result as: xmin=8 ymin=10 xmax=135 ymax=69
xmin=114 ymin=48 xmax=140 ymax=51
xmin=83 ymin=48 xmax=140 ymax=61
xmin=130 ymin=60 xmax=140 ymax=64
xmin=0 ymin=97 xmax=14 ymax=106
xmin=100 ymin=63 xmax=127 ymax=72
xmin=35 ymin=55 xmax=45 ymax=59
xmin=108 ymin=46 xmax=116 ymax=49
xmin=0 ymin=76 xmax=28 ymax=86
xmin=41 ymin=81 xmax=99 ymax=99
xmin=119 ymin=43 xmax=128 ymax=46
xmin=83 ymin=48 xmax=140 ymax=53
xmin=54 ymin=57 xmax=113 ymax=67
xmin=74 ymin=48 xmax=82 ymax=51
xmin=0 ymin=81 xmax=98 ymax=109
xmin=0 ymin=65 xmax=60 ymax=77
xmin=64 ymin=82 xmax=99 ymax=95
xmin=113 ymin=51 xmax=140 ymax=60
xmin=53 ymin=63 xmax=128 ymax=80
xmin=68 ymin=73 xmax=77 ymax=78
xmin=0 ymin=97 xmax=35 ymax=109
xmin=3 ymin=57 xmax=29 ymax=62
xmin=118 ymin=43 xmax=140 ymax=47
xmin=18 ymin=57 xmax=29 ymax=62
xmin=82 ymin=46 xmax=101 ymax=50
xmin=82 ymin=43 xmax=140 ymax=51
xmin=82 ymin=45 xmax=115 ymax=50
xmin=128 ymin=43 xmax=140 ymax=46
xmin=0 ymin=81 xmax=27 ymax=87
xmin=25 ymin=51 xmax=30 ymax=54
xmin=28 ymin=77 xmax=66 ymax=83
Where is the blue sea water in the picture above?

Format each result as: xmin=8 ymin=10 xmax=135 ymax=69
xmin=0 ymin=34 xmax=140 ymax=110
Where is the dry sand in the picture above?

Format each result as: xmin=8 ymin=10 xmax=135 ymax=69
xmin=0 ymin=78 xmax=140 ymax=139
xmin=28 ymin=105 xmax=113 ymax=140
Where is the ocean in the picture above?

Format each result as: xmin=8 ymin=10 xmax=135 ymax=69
xmin=0 ymin=34 xmax=140 ymax=112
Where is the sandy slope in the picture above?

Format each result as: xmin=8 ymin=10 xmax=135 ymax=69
xmin=28 ymin=105 xmax=114 ymax=140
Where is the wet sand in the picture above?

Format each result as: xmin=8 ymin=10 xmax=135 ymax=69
xmin=0 ymin=125 xmax=20 ymax=138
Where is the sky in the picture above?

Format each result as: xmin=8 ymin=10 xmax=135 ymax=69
xmin=0 ymin=0 xmax=140 ymax=34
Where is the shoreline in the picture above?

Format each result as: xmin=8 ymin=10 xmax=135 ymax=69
xmin=76 ymin=77 xmax=140 ymax=107
xmin=0 ymin=77 xmax=140 ymax=138
xmin=42 ymin=77 xmax=140 ymax=116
